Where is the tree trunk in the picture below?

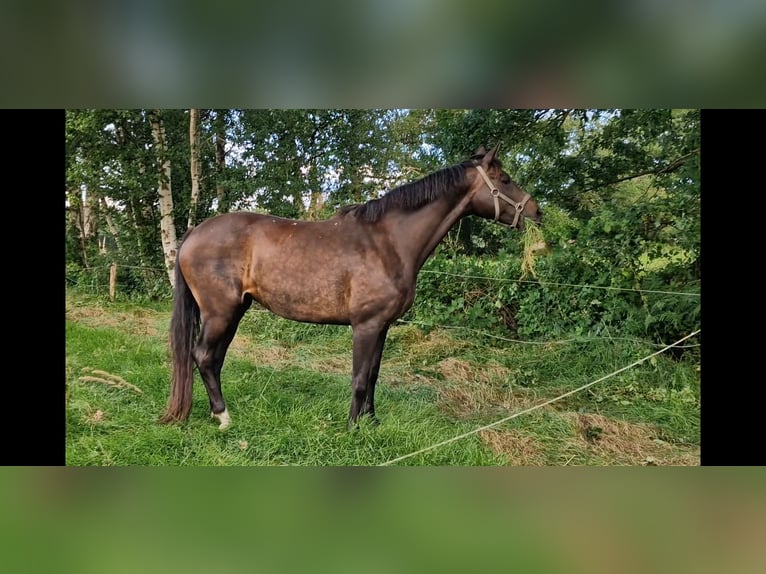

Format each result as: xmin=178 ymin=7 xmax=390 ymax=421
xmin=81 ymin=185 xmax=98 ymax=240
xmin=188 ymin=108 xmax=201 ymax=230
xmin=66 ymin=186 xmax=90 ymax=267
xmin=214 ymin=110 xmax=228 ymax=213
xmin=126 ymin=198 xmax=150 ymax=281
xmin=149 ymin=110 xmax=178 ymax=288
xmin=99 ymin=197 xmax=122 ymax=253
xmin=307 ymin=190 xmax=325 ymax=220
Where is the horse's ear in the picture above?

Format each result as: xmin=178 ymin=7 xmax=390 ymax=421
xmin=473 ymin=145 xmax=488 ymax=157
xmin=481 ymin=143 xmax=501 ymax=166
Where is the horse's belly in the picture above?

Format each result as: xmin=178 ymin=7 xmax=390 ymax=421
xmin=247 ymin=277 xmax=351 ymax=325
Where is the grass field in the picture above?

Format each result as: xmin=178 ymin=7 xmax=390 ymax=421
xmin=65 ymin=290 xmax=700 ymax=465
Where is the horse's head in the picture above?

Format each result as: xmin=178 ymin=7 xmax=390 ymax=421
xmin=467 ymin=143 xmax=541 ymax=230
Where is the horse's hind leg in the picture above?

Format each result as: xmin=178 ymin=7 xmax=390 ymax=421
xmin=194 ymin=303 xmax=249 ymax=430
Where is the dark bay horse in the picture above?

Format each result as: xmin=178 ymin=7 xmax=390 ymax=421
xmin=160 ymin=144 xmax=541 ymax=430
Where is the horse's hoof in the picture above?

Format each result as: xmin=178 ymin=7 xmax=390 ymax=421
xmin=211 ymin=408 xmax=231 ymax=430
xmin=346 ymin=414 xmax=379 ymax=431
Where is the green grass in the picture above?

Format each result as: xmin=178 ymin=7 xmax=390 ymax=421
xmin=65 ymin=290 xmax=700 ymax=466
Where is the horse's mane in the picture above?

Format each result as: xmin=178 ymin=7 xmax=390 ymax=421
xmin=335 ymin=154 xmax=502 ymax=223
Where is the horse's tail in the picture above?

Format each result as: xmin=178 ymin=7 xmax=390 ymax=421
xmin=160 ymin=252 xmax=199 ymax=424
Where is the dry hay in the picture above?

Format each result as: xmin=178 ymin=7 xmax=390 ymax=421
xmin=520 ymin=220 xmax=547 ymax=279
xmin=67 ymin=297 xmax=307 ymax=371
xmin=409 ymin=328 xmax=470 ymax=361
xmin=78 ymin=368 xmax=142 ymax=394
xmin=82 ymin=407 xmax=106 ymax=425
xmin=230 ymin=332 xmax=352 ymax=375
xmin=437 ymin=357 xmax=511 ymax=385
xmin=435 ymin=357 xmax=539 ymax=419
xmin=477 ymin=412 xmax=699 ymax=466
xmin=230 ymin=333 xmax=353 ymax=376
xmin=564 ymin=412 xmax=700 ymax=466
xmin=389 ymin=323 xmax=427 ymax=347
xmin=228 ymin=336 xmax=293 ymax=368
xmin=306 ymin=354 xmax=349 ymax=375
xmin=479 ymin=429 xmax=548 ymax=465
xmin=386 ymin=328 xmax=472 ymax=374
xmin=66 ymin=302 xmax=162 ymax=338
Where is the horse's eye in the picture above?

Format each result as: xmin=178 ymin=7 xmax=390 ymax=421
xmin=500 ymin=174 xmax=510 ymax=184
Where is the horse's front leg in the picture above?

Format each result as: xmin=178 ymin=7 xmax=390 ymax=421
xmin=348 ymin=322 xmax=387 ymax=429
xmin=361 ymin=325 xmax=389 ymax=423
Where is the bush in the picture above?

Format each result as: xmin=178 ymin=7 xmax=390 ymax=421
xmin=408 ymin=199 xmax=699 ymax=350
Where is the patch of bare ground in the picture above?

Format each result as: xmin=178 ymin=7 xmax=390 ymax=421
xmin=562 ymin=412 xmax=700 ymax=466
xmin=479 ymin=429 xmax=548 ymax=465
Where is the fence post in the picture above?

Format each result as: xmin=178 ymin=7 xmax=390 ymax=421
xmin=109 ymin=263 xmax=117 ymax=301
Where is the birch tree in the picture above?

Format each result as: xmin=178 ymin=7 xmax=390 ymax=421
xmin=188 ymin=108 xmax=201 ymax=230
xmin=149 ymin=109 xmax=178 ymax=288
xmin=213 ymin=109 xmax=228 ymax=213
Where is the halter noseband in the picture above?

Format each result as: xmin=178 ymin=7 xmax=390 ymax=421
xmin=475 ymin=165 xmax=530 ymax=228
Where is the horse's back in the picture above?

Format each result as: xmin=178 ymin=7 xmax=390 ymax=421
xmin=182 ymin=212 xmax=291 ymax=259
xmin=186 ymin=211 xmax=268 ymax=238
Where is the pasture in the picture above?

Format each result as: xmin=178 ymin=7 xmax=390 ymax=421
xmin=65 ymin=291 xmax=700 ymax=465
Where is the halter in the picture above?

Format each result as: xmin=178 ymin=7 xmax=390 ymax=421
xmin=474 ymin=165 xmax=531 ymax=228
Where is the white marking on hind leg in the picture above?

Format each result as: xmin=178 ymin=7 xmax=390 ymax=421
xmin=211 ymin=408 xmax=231 ymax=430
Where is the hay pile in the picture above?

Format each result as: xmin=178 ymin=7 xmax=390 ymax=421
xmin=520 ymin=220 xmax=547 ymax=279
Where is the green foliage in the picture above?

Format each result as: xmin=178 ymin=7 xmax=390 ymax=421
xmin=407 ymin=253 xmax=520 ymax=335
xmin=414 ymin=108 xmax=699 ymax=345
xmin=66 ymin=263 xmax=109 ymax=294
xmin=407 ymin=189 xmax=699 ymax=347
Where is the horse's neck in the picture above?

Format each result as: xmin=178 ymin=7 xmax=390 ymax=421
xmin=384 ymin=189 xmax=473 ymax=274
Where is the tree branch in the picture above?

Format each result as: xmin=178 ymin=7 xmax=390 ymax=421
xmin=577 ymin=147 xmax=700 ymax=194
xmin=656 ymin=147 xmax=700 ymax=175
